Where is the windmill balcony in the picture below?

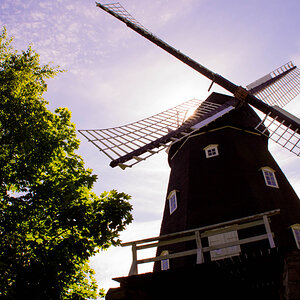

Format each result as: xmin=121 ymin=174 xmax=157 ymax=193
xmin=121 ymin=209 xmax=280 ymax=276
xmin=106 ymin=209 xmax=300 ymax=300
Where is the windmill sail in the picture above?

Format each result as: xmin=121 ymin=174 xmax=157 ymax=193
xmin=247 ymin=61 xmax=300 ymax=107
xmin=255 ymin=106 xmax=300 ymax=156
xmin=79 ymin=99 xmax=202 ymax=168
xmin=79 ymin=98 xmax=239 ymax=168
xmin=90 ymin=2 xmax=300 ymax=167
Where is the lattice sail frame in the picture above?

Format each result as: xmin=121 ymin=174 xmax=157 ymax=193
xmin=245 ymin=61 xmax=300 ymax=156
xmin=99 ymin=2 xmax=152 ymax=34
xmin=79 ymin=99 xmax=220 ymax=168
xmin=247 ymin=61 xmax=300 ymax=107
xmin=255 ymin=107 xmax=300 ymax=156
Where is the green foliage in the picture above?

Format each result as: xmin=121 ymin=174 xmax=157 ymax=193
xmin=0 ymin=27 xmax=133 ymax=299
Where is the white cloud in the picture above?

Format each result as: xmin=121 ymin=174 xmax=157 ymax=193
xmin=1 ymin=0 xmax=111 ymax=72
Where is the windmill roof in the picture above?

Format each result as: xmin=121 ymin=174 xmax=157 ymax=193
xmin=196 ymin=92 xmax=264 ymax=131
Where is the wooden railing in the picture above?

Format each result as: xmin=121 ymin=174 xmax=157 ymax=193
xmin=121 ymin=209 xmax=280 ymax=276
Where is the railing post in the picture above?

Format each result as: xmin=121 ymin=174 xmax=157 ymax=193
xmin=128 ymin=242 xmax=138 ymax=276
xmin=195 ymin=231 xmax=204 ymax=264
xmin=263 ymin=215 xmax=275 ymax=248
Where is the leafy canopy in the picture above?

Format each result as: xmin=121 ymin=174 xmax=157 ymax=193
xmin=0 ymin=27 xmax=133 ymax=299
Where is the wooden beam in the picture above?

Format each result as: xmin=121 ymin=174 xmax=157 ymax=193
xmin=136 ymin=235 xmax=195 ymax=251
xmin=128 ymin=243 xmax=138 ymax=276
xmin=121 ymin=209 xmax=280 ymax=247
xmin=263 ymin=215 xmax=276 ymax=248
xmin=135 ymin=234 xmax=270 ymax=266
xmin=195 ymin=231 xmax=204 ymax=264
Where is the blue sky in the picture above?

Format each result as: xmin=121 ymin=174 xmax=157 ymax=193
xmin=1 ymin=0 xmax=300 ymax=293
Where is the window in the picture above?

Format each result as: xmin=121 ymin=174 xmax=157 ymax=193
xmin=291 ymin=224 xmax=300 ymax=249
xmin=168 ymin=190 xmax=178 ymax=215
xmin=261 ymin=167 xmax=279 ymax=188
xmin=204 ymin=144 xmax=219 ymax=158
xmin=208 ymin=229 xmax=241 ymax=261
xmin=160 ymin=250 xmax=170 ymax=271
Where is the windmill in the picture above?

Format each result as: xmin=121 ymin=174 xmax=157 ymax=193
xmin=80 ymin=3 xmax=300 ymax=170
xmin=80 ymin=3 xmax=300 ymax=299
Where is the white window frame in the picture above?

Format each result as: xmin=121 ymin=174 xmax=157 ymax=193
xmin=261 ymin=166 xmax=279 ymax=188
xmin=160 ymin=250 xmax=170 ymax=270
xmin=291 ymin=224 xmax=300 ymax=249
xmin=168 ymin=190 xmax=178 ymax=215
xmin=203 ymin=144 xmax=219 ymax=158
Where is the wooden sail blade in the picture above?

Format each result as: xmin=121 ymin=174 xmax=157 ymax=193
xmin=79 ymin=98 xmax=239 ymax=168
xmin=109 ymin=99 xmax=237 ymax=168
xmin=247 ymin=62 xmax=300 ymax=107
xmin=255 ymin=106 xmax=300 ymax=156
xmin=79 ymin=99 xmax=204 ymax=167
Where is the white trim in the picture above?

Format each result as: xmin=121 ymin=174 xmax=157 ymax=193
xmin=191 ymin=106 xmax=234 ymax=130
xmin=246 ymin=74 xmax=272 ymax=91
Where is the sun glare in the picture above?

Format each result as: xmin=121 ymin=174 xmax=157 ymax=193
xmin=183 ymin=107 xmax=197 ymax=122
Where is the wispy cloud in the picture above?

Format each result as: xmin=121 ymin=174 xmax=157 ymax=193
xmin=1 ymin=0 xmax=107 ymax=71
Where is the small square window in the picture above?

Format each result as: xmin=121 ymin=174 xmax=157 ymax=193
xmin=264 ymin=171 xmax=277 ymax=186
xmin=168 ymin=190 xmax=178 ymax=215
xmin=204 ymin=144 xmax=219 ymax=158
xmin=207 ymin=148 xmax=217 ymax=156
xmin=261 ymin=167 xmax=279 ymax=188
xmin=291 ymin=224 xmax=300 ymax=249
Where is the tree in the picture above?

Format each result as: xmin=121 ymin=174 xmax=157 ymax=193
xmin=0 ymin=27 xmax=133 ymax=299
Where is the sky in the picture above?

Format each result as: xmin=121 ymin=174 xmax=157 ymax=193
xmin=1 ymin=0 xmax=300 ymax=294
